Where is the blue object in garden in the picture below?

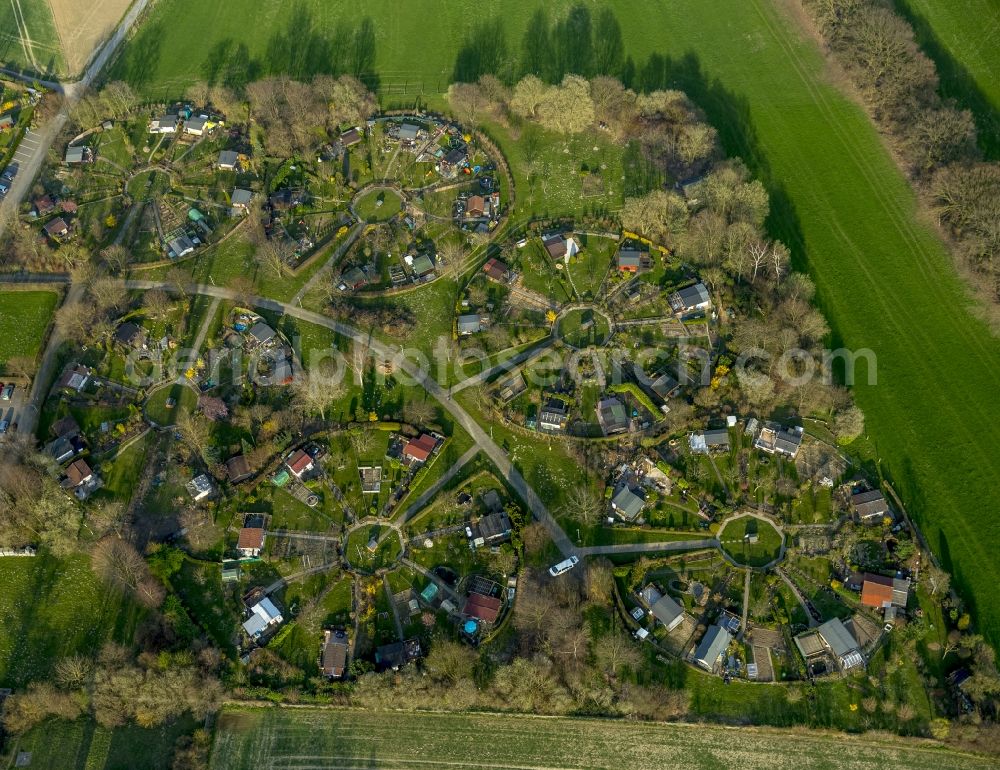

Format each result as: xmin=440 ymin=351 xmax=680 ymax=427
xmin=464 ymin=620 xmax=478 ymax=635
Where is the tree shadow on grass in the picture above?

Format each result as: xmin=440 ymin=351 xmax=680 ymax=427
xmin=892 ymin=0 xmax=1000 ymax=160
xmin=118 ymin=21 xmax=163 ymax=91
xmin=202 ymin=39 xmax=260 ymax=92
xmin=260 ymin=4 xmax=380 ymax=90
xmin=452 ymin=18 xmax=509 ymax=84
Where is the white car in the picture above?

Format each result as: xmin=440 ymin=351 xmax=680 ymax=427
xmin=548 ymin=555 xmax=579 ymax=577
xmin=1 ymin=383 xmax=13 ymax=400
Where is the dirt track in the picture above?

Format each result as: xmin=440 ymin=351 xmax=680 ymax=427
xmin=47 ymin=0 xmax=132 ymax=76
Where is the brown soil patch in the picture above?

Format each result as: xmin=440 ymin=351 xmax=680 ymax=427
xmin=47 ymin=0 xmax=132 ymax=76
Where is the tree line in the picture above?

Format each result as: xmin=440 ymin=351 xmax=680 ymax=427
xmin=806 ymin=0 xmax=1000 ymax=308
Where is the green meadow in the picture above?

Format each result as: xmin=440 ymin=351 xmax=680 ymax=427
xmin=113 ymin=0 xmax=1000 ymax=645
xmin=0 ymin=0 xmax=63 ymax=76
xmin=0 ymin=555 xmax=144 ymax=688
xmin=209 ymin=706 xmax=986 ymax=770
xmin=0 ymin=290 xmax=59 ymax=373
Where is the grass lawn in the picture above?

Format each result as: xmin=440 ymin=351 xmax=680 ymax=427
xmin=355 ymin=278 xmax=462 ymax=385
xmin=558 ymin=307 xmax=611 ymax=348
xmin=98 ymin=435 xmax=152 ymax=501
xmin=0 ymin=290 xmax=58 ymax=373
xmin=145 ymin=382 xmax=199 ymax=425
xmin=170 ymin=557 xmax=239 ymax=654
xmin=317 ymin=576 xmax=353 ymax=628
xmin=411 ymin=532 xmax=493 ymax=577
xmin=208 ymin=705 xmax=981 ymax=770
xmin=0 ymin=555 xmax=144 ymax=688
xmin=0 ymin=0 xmax=64 ymax=76
xmin=564 ymin=235 xmax=617 ymax=300
xmin=393 ymin=428 xmax=476 ymax=512
xmin=455 ymin=389 xmax=604 ymax=519
xmin=266 ymin=486 xmax=335 ymax=532
xmin=499 ymin=124 xmax=625 ymax=217
xmin=354 ymin=188 xmax=403 ymax=222
xmin=515 ymin=240 xmax=574 ymax=305
xmin=583 ymin=527 xmax=708 ymax=548
xmin=718 ymin=515 xmax=784 ymax=567
xmin=9 ymin=715 xmax=197 ymax=770
xmin=346 ymin=524 xmax=401 ymax=572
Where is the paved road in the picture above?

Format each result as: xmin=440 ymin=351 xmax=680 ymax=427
xmin=400 ymin=557 xmax=459 ymax=604
xmin=0 ymin=68 xmax=63 ymax=91
xmin=0 ymin=272 xmax=69 ymax=284
xmin=290 ymin=222 xmax=364 ymax=306
xmin=0 ymin=0 xmax=153 ymax=236
xmin=124 ymin=278 xmax=581 ymax=559
xmin=23 ymin=275 xmax=727 ymax=564
xmin=776 ymin=566 xmax=818 ymax=628
xmin=263 ymin=560 xmax=339 ymax=596
xmin=397 ymin=445 xmax=479 ymax=524
xmin=188 ymin=297 xmax=221 ymax=352
xmin=739 ymin=568 xmax=751 ymax=641
xmin=2 ymin=0 xmax=153 ymax=438
xmin=450 ymin=336 xmax=555 ymax=395
xmin=577 ymin=538 xmax=718 ymax=557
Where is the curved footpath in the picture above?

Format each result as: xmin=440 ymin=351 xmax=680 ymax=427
xmin=13 ymin=275 xmax=764 ymax=563
xmin=124 ymin=279 xmax=581 ymax=557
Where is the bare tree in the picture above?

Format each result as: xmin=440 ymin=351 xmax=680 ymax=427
xmin=4 ymin=355 xmax=35 ymax=379
xmin=142 ymin=289 xmax=172 ymax=321
xmin=560 ymin=484 xmax=603 ymax=526
xmin=832 ymin=404 xmax=865 ymax=445
xmin=292 ymin=367 xmax=345 ymax=422
xmin=509 ymin=75 xmax=550 ymax=119
xmin=100 ymin=244 xmax=130 ymax=274
xmin=595 ymin=630 xmax=641 ymax=675
xmin=536 ymin=75 xmax=595 ymax=134
xmin=229 ymin=275 xmax=256 ymax=308
xmin=925 ymin=563 xmax=951 ymax=597
xmin=176 ymin=410 xmax=212 ymax=462
xmin=447 ymin=82 xmax=490 ymax=127
xmin=55 ymin=301 xmax=93 ymax=341
xmin=349 ymin=428 xmax=374 ymax=456
xmin=88 ymin=276 xmax=128 ymax=314
xmin=403 ymin=397 xmax=435 ymax=427
xmin=55 ymin=655 xmax=92 ymax=689
xmin=91 ymin=538 xmax=165 ymax=608
xmin=255 ymin=239 xmax=293 ymax=280
xmin=326 ymin=75 xmax=377 ymax=127
xmin=424 ymin=639 xmax=476 ymax=684
xmin=748 ymin=240 xmax=768 ymax=284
